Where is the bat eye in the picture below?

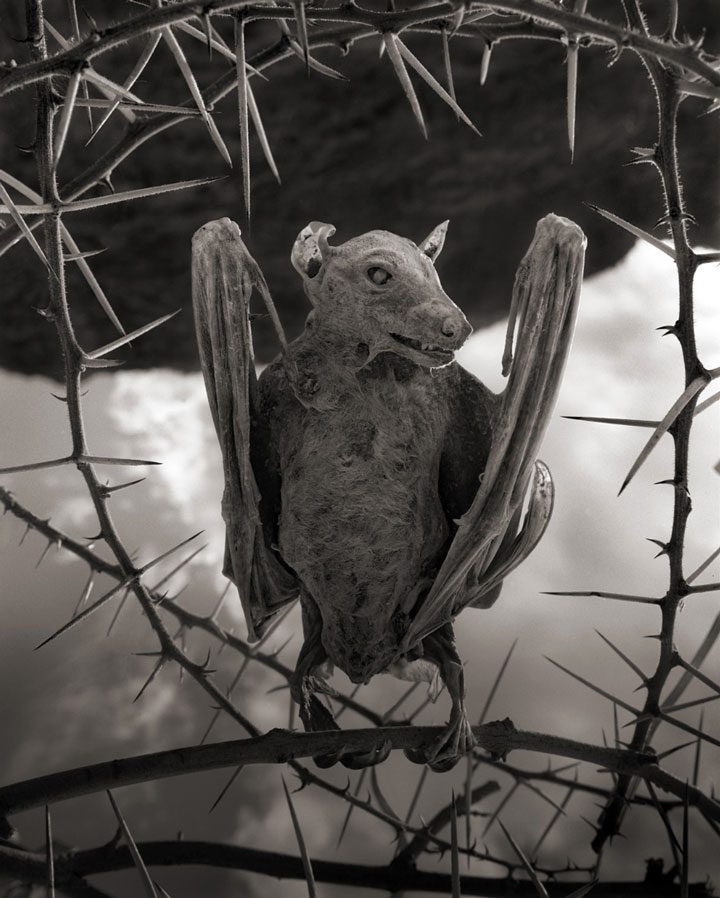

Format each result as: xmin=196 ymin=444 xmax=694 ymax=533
xmin=367 ymin=267 xmax=391 ymax=285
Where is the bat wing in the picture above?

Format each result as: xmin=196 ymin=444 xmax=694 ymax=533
xmin=192 ymin=219 xmax=298 ymax=640
xmin=401 ymin=214 xmax=586 ymax=652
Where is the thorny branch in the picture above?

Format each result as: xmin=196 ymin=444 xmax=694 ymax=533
xmin=0 ymin=839 xmax=712 ymax=897
xmin=2 ymin=0 xmax=720 ymax=99
xmin=590 ymin=0 xmax=715 ymax=858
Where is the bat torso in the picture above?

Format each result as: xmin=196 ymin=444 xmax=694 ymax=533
xmin=260 ymin=345 xmax=459 ymax=683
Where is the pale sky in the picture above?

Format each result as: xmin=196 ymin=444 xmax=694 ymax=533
xmin=0 ymin=239 xmax=718 ymax=894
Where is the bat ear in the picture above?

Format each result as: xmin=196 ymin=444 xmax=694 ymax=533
xmin=418 ymin=220 xmax=449 ymax=263
xmin=291 ymin=221 xmax=337 ymax=281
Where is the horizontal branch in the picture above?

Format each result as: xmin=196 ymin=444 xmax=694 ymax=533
xmin=1 ymin=721 xmax=716 ymax=824
xmin=0 ymin=839 xmax=711 ymax=897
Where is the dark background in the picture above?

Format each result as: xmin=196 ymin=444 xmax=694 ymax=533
xmin=1 ymin=1 xmax=719 ymax=379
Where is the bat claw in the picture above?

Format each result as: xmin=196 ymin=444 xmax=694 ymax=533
xmin=340 ymin=738 xmax=393 ymax=769
xmin=300 ymin=696 xmax=393 ymax=769
xmin=404 ymin=714 xmax=475 ymax=772
xmin=313 ymin=748 xmax=345 ymax=769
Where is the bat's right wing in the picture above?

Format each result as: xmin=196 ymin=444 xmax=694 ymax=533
xmin=401 ymin=214 xmax=586 ymax=653
xmin=192 ymin=219 xmax=298 ymax=640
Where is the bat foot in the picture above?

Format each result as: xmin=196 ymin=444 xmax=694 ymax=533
xmin=404 ymin=712 xmax=475 ymax=773
xmin=300 ymin=695 xmax=392 ymax=769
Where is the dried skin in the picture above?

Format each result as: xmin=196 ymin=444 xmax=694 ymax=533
xmin=192 ymin=215 xmax=586 ymax=767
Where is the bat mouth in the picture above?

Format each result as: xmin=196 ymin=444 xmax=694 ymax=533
xmin=389 ymin=332 xmax=455 ymax=364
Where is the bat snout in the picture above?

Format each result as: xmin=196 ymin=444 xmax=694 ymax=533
xmin=439 ymin=312 xmax=472 ymax=348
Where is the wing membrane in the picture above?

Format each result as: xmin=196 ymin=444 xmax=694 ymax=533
xmin=192 ymin=219 xmax=297 ymax=640
xmin=401 ymin=214 xmax=586 ymax=651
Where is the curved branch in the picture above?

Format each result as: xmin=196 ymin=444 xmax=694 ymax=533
xmin=1 ymin=721 xmax=716 ymax=823
xmin=0 ymin=839 xmax=711 ymax=897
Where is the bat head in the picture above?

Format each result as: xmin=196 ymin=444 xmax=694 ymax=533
xmin=291 ymin=221 xmax=472 ymax=368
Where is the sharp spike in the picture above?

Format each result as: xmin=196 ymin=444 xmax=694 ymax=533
xmin=80 ymin=356 xmax=124 ymax=369
xmin=656 ymin=739 xmax=698 ymax=761
xmin=595 ymin=629 xmax=647 ymax=682
xmin=480 ymin=42 xmax=492 ymax=86
xmin=562 ymin=414 xmax=658 ymax=428
xmin=693 ymin=710 xmax=704 ymax=787
xmin=441 ymin=27 xmax=456 ymax=104
xmin=662 ymin=693 xmax=720 ymax=715
xmin=291 ymin=1 xmax=310 ymax=76
xmin=646 ymin=538 xmax=669 ymax=558
xmin=63 ymin=247 xmax=105 ymax=261
xmin=675 ymin=655 xmax=720 ymax=697
xmin=464 ymin=755 xmax=472 ymax=868
xmin=36 ymin=579 xmax=131 ymax=649
xmin=542 ymin=590 xmax=659 ymax=605
xmin=450 ymin=789 xmax=461 ymax=898
xmin=162 ymin=25 xmax=232 ymax=166
xmin=382 ymin=33 xmax=427 ymax=140
xmin=54 ymin=177 xmax=225 ymax=214
xmin=282 ymin=776 xmax=317 ymax=896
xmin=619 ymin=377 xmax=708 ymax=494
xmin=531 ymin=772 xmax=577 ymax=857
xmin=101 ymin=477 xmax=146 ymax=496
xmin=284 ymin=36 xmax=346 ymax=79
xmin=566 ymin=38 xmax=578 ymax=162
xmin=587 ymin=202 xmax=676 ymax=260
xmin=85 ymin=310 xmax=181 ymax=359
xmin=200 ymin=12 xmax=213 ymax=57
xmin=681 ymin=782 xmax=689 ymax=898
xmin=35 ymin=539 xmax=55 ymax=569
xmin=482 ymin=782 xmax=518 ymax=837
xmin=54 ymin=68 xmax=83 ymax=167
xmin=545 ymin=656 xmax=639 ymax=715
xmin=657 ymin=709 xmax=720 ymax=749
xmin=0 ymin=182 xmax=58 ymax=280
xmin=337 ymin=769 xmax=368 ymax=847
xmin=149 ymin=543 xmax=207 ymax=592
xmin=498 ymin=819 xmax=549 ymax=897
xmin=85 ymin=31 xmax=161 ymax=143
xmin=73 ymin=571 xmax=94 ymax=617
xmin=235 ymin=15 xmax=251 ymax=220
xmin=106 ymin=791 xmax=159 ymax=898
xmin=247 ymin=83 xmax=281 ymax=184
xmin=207 ymin=764 xmax=243 ymax=809
xmin=687 ymin=545 xmax=720 ymax=584
xmin=78 ymin=455 xmax=161 ymax=467
xmin=395 ymin=37 xmax=481 ymax=136
xmin=646 ymin=781 xmax=682 ymax=866
xmin=0 ymin=455 xmax=73 ymax=476
xmin=133 ymin=655 xmax=166 ymax=702
xmin=479 ymin=638 xmax=518 ymax=724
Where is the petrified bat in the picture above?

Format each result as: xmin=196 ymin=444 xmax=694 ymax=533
xmin=192 ymin=214 xmax=585 ymax=770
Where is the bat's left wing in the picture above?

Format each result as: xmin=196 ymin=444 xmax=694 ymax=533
xmin=401 ymin=214 xmax=586 ymax=652
xmin=192 ymin=219 xmax=298 ymax=640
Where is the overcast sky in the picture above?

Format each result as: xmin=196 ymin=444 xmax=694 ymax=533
xmin=1 ymin=238 xmax=718 ymax=895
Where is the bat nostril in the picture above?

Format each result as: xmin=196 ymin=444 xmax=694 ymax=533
xmin=441 ymin=317 xmax=458 ymax=338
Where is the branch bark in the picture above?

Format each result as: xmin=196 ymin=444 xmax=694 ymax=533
xmin=0 ymin=839 xmax=712 ymax=897
xmin=2 ymin=722 xmax=718 ymax=823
